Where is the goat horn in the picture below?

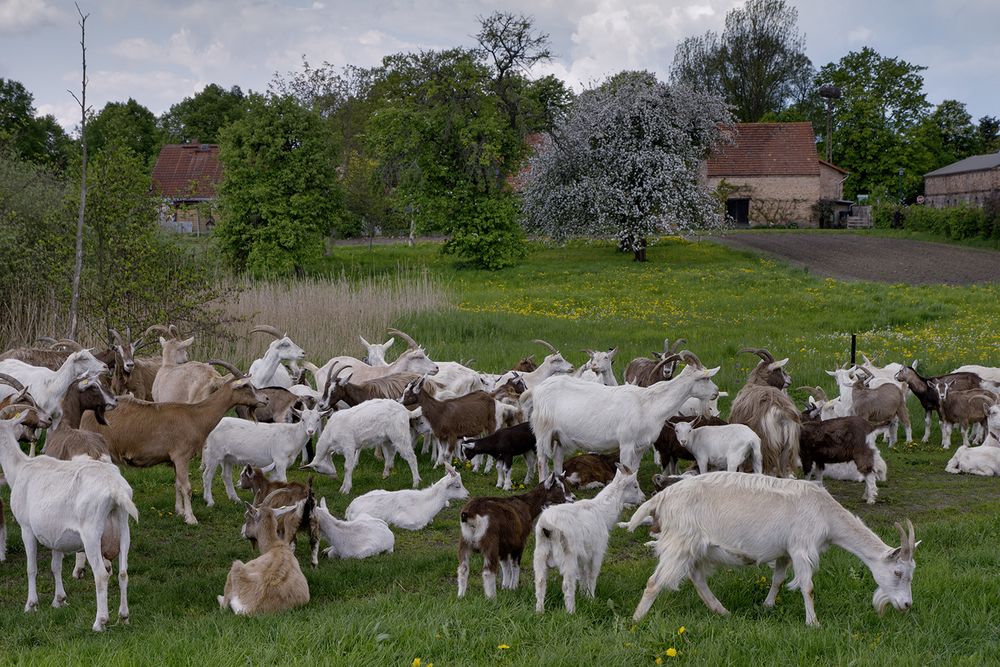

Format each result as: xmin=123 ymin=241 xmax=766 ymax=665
xmin=662 ymin=338 xmax=671 ymax=354
xmin=141 ymin=324 xmax=174 ymax=339
xmin=653 ymin=353 xmax=681 ymax=374
xmin=55 ymin=339 xmax=83 ymax=351
xmin=678 ymin=350 xmax=704 ymax=370
xmin=738 ymin=347 xmax=774 ymax=364
xmin=207 ymin=359 xmax=245 ymax=379
xmin=796 ymin=385 xmax=828 ymax=402
xmin=250 ymin=324 xmax=285 ymax=339
xmin=35 ymin=336 xmax=59 ymax=347
xmin=168 ymin=324 xmax=179 ymax=338
xmin=531 ymin=339 xmax=559 ymax=354
xmin=0 ymin=404 xmax=34 ymax=420
xmin=907 ymin=518 xmax=916 ymax=553
xmin=387 ymin=328 xmax=420 ymax=349
xmin=110 ymin=328 xmax=124 ymax=347
xmin=670 ymin=338 xmax=688 ymax=353
xmin=0 ymin=373 xmax=27 ymax=392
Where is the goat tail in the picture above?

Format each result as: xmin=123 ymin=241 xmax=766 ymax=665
xmin=116 ymin=487 xmax=140 ymax=524
xmin=750 ymin=437 xmax=763 ymax=475
xmin=627 ymin=494 xmax=661 ymax=533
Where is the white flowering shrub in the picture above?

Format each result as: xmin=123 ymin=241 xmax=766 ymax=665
xmin=520 ymin=71 xmax=734 ymax=259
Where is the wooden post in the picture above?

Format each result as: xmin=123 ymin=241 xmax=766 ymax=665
xmin=850 ymin=333 xmax=857 ymax=366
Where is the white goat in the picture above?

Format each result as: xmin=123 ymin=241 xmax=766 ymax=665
xmin=201 ymin=407 xmax=325 ymax=506
xmin=945 ymin=404 xmax=1000 ymax=475
xmin=246 ymin=327 xmax=306 ymax=388
xmin=628 ymin=472 xmax=918 ymax=626
xmin=498 ymin=340 xmax=575 ymax=393
xmin=530 ymin=352 xmax=719 ymax=477
xmin=0 ymin=350 xmax=108 ymax=428
xmin=573 ymin=348 xmax=618 ymax=386
xmin=952 ymin=364 xmax=1000 ymax=385
xmin=314 ymin=497 xmax=394 ymax=559
xmin=360 ymin=336 xmax=395 ymax=366
xmin=0 ymin=411 xmax=138 ymax=632
xmin=304 ymin=398 xmax=422 ymax=494
xmin=671 ymin=421 xmax=762 ymax=474
xmin=533 ymin=465 xmax=645 ymax=613
xmin=677 ymin=391 xmax=728 ymax=418
xmin=345 ymin=465 xmax=470 ymax=530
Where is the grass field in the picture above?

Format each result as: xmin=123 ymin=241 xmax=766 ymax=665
xmin=2 ymin=238 xmax=999 ymax=665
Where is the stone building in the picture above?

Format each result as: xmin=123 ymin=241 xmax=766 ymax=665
xmin=923 ymin=152 xmax=1000 ymax=208
xmin=703 ymin=122 xmax=849 ymax=227
xmin=151 ymin=143 xmax=223 ymax=234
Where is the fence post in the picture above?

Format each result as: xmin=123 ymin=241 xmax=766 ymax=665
xmin=850 ymin=333 xmax=857 ymax=366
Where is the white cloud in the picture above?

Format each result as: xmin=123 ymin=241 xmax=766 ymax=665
xmin=0 ymin=0 xmax=63 ymax=33
xmin=847 ymin=26 xmax=873 ymax=42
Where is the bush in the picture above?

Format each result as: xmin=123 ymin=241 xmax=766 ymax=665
xmin=896 ymin=202 xmax=996 ymax=241
xmin=443 ymin=193 xmax=527 ymax=270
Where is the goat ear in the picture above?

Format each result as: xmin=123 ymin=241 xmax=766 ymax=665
xmin=886 ymin=547 xmax=902 ymax=560
xmin=607 ymin=347 xmax=618 ymax=359
xmin=825 ymin=370 xmax=837 ymax=377
xmin=767 ymin=358 xmax=789 ymax=371
xmin=159 ymin=336 xmax=167 ymax=347
xmin=385 ymin=337 xmax=395 ymax=348
xmin=359 ymin=335 xmax=371 ymax=348
xmin=319 ymin=497 xmax=328 ymax=510
xmin=911 ymin=359 xmax=919 ymax=370
xmin=615 ymin=462 xmax=633 ymax=476
xmin=180 ymin=336 xmax=195 ymax=348
xmin=703 ymin=366 xmax=720 ymax=377
xmin=544 ymin=473 xmax=554 ymax=488
xmin=914 ymin=540 xmax=922 ymax=550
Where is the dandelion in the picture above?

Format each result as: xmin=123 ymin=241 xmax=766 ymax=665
xmin=497 ymin=644 xmax=510 ymax=650
xmin=666 ymin=647 xmax=678 ymax=657
xmin=656 ymin=658 xmax=663 ymax=665
xmin=412 ymin=659 xmax=421 ymax=667
xmin=677 ymin=626 xmax=685 ymax=635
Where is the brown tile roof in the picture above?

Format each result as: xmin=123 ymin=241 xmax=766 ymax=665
xmin=151 ymin=144 xmax=223 ymax=200
xmin=707 ymin=122 xmax=831 ymax=177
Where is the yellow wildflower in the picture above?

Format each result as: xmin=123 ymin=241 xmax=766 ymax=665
xmin=497 ymin=644 xmax=510 ymax=650
xmin=412 ymin=659 xmax=421 ymax=667
xmin=656 ymin=658 xmax=663 ymax=665
xmin=677 ymin=626 xmax=685 ymax=635
xmin=666 ymin=647 xmax=678 ymax=657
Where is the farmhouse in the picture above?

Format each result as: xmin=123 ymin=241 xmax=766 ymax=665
xmin=703 ymin=122 xmax=849 ymax=227
xmin=151 ymin=143 xmax=223 ymax=234
xmin=923 ymin=152 xmax=1000 ymax=208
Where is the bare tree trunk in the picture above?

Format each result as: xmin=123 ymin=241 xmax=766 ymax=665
xmin=67 ymin=3 xmax=90 ymax=340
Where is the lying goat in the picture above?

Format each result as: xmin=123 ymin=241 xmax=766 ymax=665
xmin=345 ymin=465 xmax=469 ymax=530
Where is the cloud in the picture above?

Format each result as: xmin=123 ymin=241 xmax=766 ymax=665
xmin=0 ymin=0 xmax=63 ymax=33
xmin=847 ymin=26 xmax=873 ymax=42
xmin=111 ymin=28 xmax=231 ymax=82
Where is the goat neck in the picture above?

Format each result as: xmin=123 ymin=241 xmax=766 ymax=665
xmin=589 ymin=474 xmax=641 ymax=530
xmin=0 ymin=422 xmax=28 ymax=486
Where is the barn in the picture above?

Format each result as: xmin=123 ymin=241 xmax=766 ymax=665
xmin=923 ymin=152 xmax=1000 ymax=208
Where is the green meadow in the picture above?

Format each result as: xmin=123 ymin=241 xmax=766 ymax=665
xmin=2 ymin=237 xmax=998 ymax=665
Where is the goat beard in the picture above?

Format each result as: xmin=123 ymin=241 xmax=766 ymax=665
xmin=872 ymin=588 xmax=891 ymax=615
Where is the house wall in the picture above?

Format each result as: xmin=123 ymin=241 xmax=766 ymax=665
xmin=706 ymin=175 xmax=820 ymax=226
xmin=158 ymin=200 xmax=218 ymax=235
xmin=819 ymin=164 xmax=847 ymax=200
xmin=924 ymin=168 xmax=1000 ymax=208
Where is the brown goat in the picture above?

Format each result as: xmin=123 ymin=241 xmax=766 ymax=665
xmin=401 ymin=376 xmax=500 ymax=466
xmin=81 ymin=379 xmax=267 ymax=525
xmin=219 ymin=502 xmax=310 ymax=615
xmin=563 ymin=452 xmax=619 ymax=489
xmin=653 ymin=415 xmax=728 ymax=474
xmin=457 ymin=474 xmax=573 ymax=599
xmin=323 ymin=368 xmax=421 ymax=408
xmin=511 ymin=356 xmax=538 ymax=373
xmin=799 ymin=405 xmax=883 ymax=504
xmin=43 ymin=377 xmax=117 ymax=461
xmin=624 ymin=338 xmax=686 ymax=386
xmin=240 ymin=480 xmax=321 ymax=568
xmin=728 ymin=348 xmax=800 ymax=477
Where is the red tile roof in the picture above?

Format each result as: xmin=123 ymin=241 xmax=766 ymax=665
xmin=151 ymin=144 xmax=223 ymax=200
xmin=707 ymin=122 xmax=829 ymax=177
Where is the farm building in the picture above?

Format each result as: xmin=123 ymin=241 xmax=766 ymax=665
xmin=151 ymin=143 xmax=223 ymax=234
xmin=923 ymin=152 xmax=1000 ymax=208
xmin=703 ymin=122 xmax=850 ymax=227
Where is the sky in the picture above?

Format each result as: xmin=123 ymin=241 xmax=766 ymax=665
xmin=1 ymin=0 xmax=998 ymax=132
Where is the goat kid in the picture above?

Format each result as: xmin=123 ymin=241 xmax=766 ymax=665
xmin=345 ymin=465 xmax=469 ymax=530
xmin=314 ymin=497 xmax=394 ymax=559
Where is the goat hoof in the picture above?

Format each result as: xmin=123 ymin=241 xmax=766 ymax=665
xmin=25 ymin=601 xmax=38 ymax=613
xmin=52 ymin=596 xmax=68 ymax=608
xmin=92 ymin=618 xmax=108 ymax=632
xmin=119 ymin=614 xmax=130 ymax=625
xmin=184 ymin=516 xmax=199 ymax=526
xmin=72 ymin=568 xmax=85 ymax=580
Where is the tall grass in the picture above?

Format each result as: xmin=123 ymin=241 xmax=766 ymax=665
xmin=0 ymin=290 xmax=77 ymax=352
xmin=197 ymin=268 xmax=451 ymax=368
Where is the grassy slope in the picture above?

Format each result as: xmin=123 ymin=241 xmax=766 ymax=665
xmin=2 ymin=238 xmax=999 ymax=665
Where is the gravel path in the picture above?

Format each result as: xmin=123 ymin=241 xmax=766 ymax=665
xmin=709 ymin=232 xmax=999 ymax=285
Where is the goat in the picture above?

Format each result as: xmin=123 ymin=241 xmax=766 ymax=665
xmin=461 ymin=422 xmax=537 ymax=491
xmin=106 ymin=327 xmax=158 ymax=400
xmin=530 ymin=351 xmax=719 ymax=478
xmin=310 ymin=328 xmax=438 ymax=394
xmin=359 ymin=335 xmax=395 ymax=366
xmin=496 ymin=339 xmax=575 ymax=393
xmin=945 ymin=405 xmax=1000 ymax=474
xmin=314 ymin=497 xmax=394 ymax=559
xmin=574 ymin=348 xmax=618 ymax=386
xmin=895 ymin=363 xmax=983 ymax=442
xmin=81 ymin=378 xmax=267 ymax=525
xmin=533 ymin=464 xmax=645 ymax=613
xmin=345 ymin=464 xmax=470 ymax=530
xmin=402 ymin=376 xmax=512 ymax=467
xmin=202 ymin=406 xmax=326 ymax=506
xmin=512 ymin=356 xmax=538 ymax=373
xmin=304 ymin=398 xmax=422 ymax=494
xmin=219 ymin=501 xmax=310 ymax=615
xmin=952 ymin=364 xmax=1000 ymax=385
xmin=0 ymin=410 xmax=138 ymax=632
xmin=850 ymin=368 xmax=911 ymax=447
xmin=42 ymin=376 xmax=117 ymax=462
xmin=241 ymin=484 xmax=320 ymax=568
xmin=624 ymin=338 xmax=686 ymax=386
xmin=151 ymin=334 xmax=231 ymax=403
xmin=322 ymin=366 xmax=420 ymax=408
xmin=0 ymin=374 xmax=49 ymax=452
xmin=628 ymin=472 xmax=918 ymax=626
xmin=728 ymin=348 xmax=800 ymax=477
xmin=0 ymin=349 xmax=109 ymax=428
xmin=935 ymin=380 xmax=995 ymax=448
xmin=653 ymin=415 xmax=727 ymax=475
xmin=0 ymin=338 xmax=116 ymax=374
xmin=247 ymin=325 xmax=306 ymax=388
xmin=239 ymin=465 xmax=311 ymax=504
xmin=671 ymin=421 xmax=762 ymax=474
xmin=458 ymin=474 xmax=573 ymax=599
xmin=563 ymin=452 xmax=619 ymax=489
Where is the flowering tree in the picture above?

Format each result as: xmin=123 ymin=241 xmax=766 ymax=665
xmin=521 ymin=71 xmax=733 ymax=261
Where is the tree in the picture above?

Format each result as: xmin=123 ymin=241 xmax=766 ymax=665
xmin=978 ymin=115 xmax=1000 ymax=154
xmin=521 ymin=71 xmax=733 ymax=261
xmin=160 ymin=83 xmax=247 ymax=144
xmin=816 ymin=47 xmax=930 ymax=199
xmin=215 ymin=94 xmax=341 ymax=277
xmin=68 ymin=2 xmax=89 ymax=340
xmin=86 ymin=98 xmax=162 ymax=164
xmin=669 ymin=0 xmax=813 ymax=122
xmin=917 ymin=100 xmax=978 ymax=169
xmin=0 ymin=78 xmax=74 ymax=170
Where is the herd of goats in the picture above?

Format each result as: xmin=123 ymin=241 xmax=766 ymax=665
xmin=0 ymin=324 xmax=998 ymax=632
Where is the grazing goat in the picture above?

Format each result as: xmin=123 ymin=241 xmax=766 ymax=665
xmin=461 ymin=422 xmax=537 ymax=490
xmin=0 ymin=349 xmax=109 ymax=428
xmin=935 ymin=381 xmax=994 ymax=448
xmin=402 ymin=376 xmax=512 ymax=467
xmin=202 ymin=406 xmax=326 ymax=506
xmin=628 ymin=472 xmax=918 ymax=626
xmin=0 ymin=410 xmax=138 ymax=632
xmin=220 ymin=501 xmax=310 ymax=615
xmin=895 ymin=364 xmax=983 ymax=442
xmin=563 ymin=452 xmax=619 ymax=489
xmin=624 ymin=338 xmax=686 ymax=386
xmin=81 ymin=378 xmax=267 ymax=525
xmin=533 ymin=465 xmax=645 ymax=613
xmin=671 ymin=421 xmax=762 ymax=474
xmin=314 ymin=497 xmax=394 ymax=559
xmin=728 ymin=348 xmax=800 ymax=477
xmin=458 ymin=474 xmax=573 ymax=599
xmin=530 ymin=351 xmax=719 ymax=477
xmin=345 ymin=465 xmax=469 ymax=530
xmin=653 ymin=415 xmax=727 ymax=475
xmin=305 ymin=398 xmax=422 ymax=494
